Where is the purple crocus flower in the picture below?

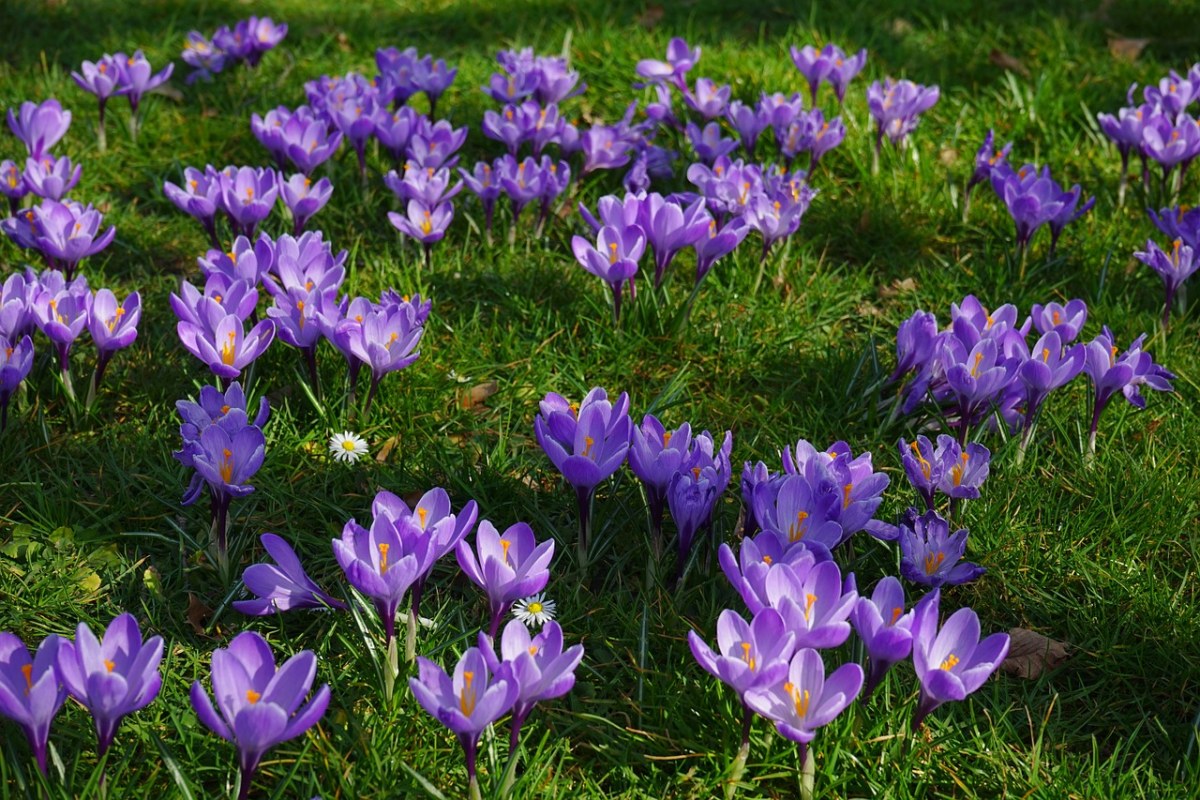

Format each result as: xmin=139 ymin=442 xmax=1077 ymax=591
xmin=181 ymin=32 xmax=228 ymax=83
xmin=1149 ymin=204 xmax=1200 ymax=250
xmin=719 ymin=532 xmax=819 ymax=614
xmin=7 ymin=99 xmax=71 ymax=160
xmin=56 ymin=614 xmax=163 ymax=756
xmin=889 ymin=308 xmax=939 ymax=384
xmin=114 ymin=50 xmax=174 ymax=128
xmin=686 ymin=121 xmax=738 ymax=164
xmin=185 ymin=421 xmax=266 ymax=553
xmin=235 ymin=533 xmax=347 ymax=615
xmin=867 ymin=78 xmax=939 ymax=167
xmin=460 ymin=161 xmax=503 ymax=243
xmin=334 ymin=302 xmax=424 ymax=413
xmin=163 ymin=166 xmax=224 ymax=246
xmin=32 ymin=283 xmax=91 ymax=394
xmin=693 ymin=217 xmax=749 ymax=286
xmin=1048 ymin=183 xmax=1094 ymax=255
xmin=372 ymin=488 xmax=479 ymax=620
xmin=580 ymin=124 xmax=635 ymax=175
xmin=963 ymin=129 xmax=1012 ymax=219
xmin=897 ymin=510 xmax=985 ymax=588
xmin=688 ymin=607 xmax=794 ymax=750
xmin=570 ymin=224 xmax=645 ymax=322
xmin=177 ymin=308 xmax=275 ymax=379
xmin=279 ymin=173 xmax=332 ymax=234
xmin=764 ymin=559 xmax=857 ymax=649
xmin=412 ymin=58 xmax=457 ymax=117
xmin=725 ymin=101 xmax=769 ymax=156
xmin=73 ymin=55 xmax=122 ymax=146
xmin=456 ymin=520 xmax=555 ymax=637
xmin=1134 ymin=238 xmax=1200 ymax=328
xmin=1083 ymin=328 xmax=1174 ymax=454
xmin=219 ymin=167 xmax=279 ymax=238
xmin=743 ymin=647 xmax=863 ymax=764
xmin=754 ymin=473 xmax=844 ymax=561
xmin=641 ymin=193 xmax=712 ymax=288
xmin=388 ymin=199 xmax=454 ymax=267
xmin=31 ymin=199 xmax=117 ymax=279
xmin=0 ymin=632 xmax=65 ymax=774
xmin=850 ymin=576 xmax=914 ymax=698
xmin=479 ymin=620 xmax=584 ymax=752
xmin=666 ymin=458 xmax=722 ymax=583
xmin=991 ymin=163 xmax=1065 ymax=253
xmin=1 ymin=160 xmax=28 ymax=216
xmin=900 ymin=435 xmax=990 ymax=510
xmin=789 ymin=44 xmax=835 ymax=105
xmin=407 ymin=119 xmax=468 ymax=170
xmin=636 ymin=37 xmax=700 ymax=92
xmin=1029 ymin=298 xmax=1087 ymax=343
xmin=940 ymin=335 xmax=1019 ymax=439
xmin=333 ymin=511 xmax=433 ymax=643
xmin=629 ymin=415 xmax=692 ymax=543
xmin=1016 ymin=330 xmax=1085 ymax=451
xmin=1098 ymin=104 xmax=1150 ymax=204
xmin=684 ymin=78 xmax=731 ymax=120
xmin=23 ymin=155 xmax=82 ymax=201
xmin=190 ymin=631 xmax=330 ymax=800
xmin=909 ymin=589 xmax=1009 ymax=729
xmin=533 ymin=387 xmax=632 ymax=563
xmin=410 ymin=648 xmax=518 ymax=798
xmin=87 ymin=288 xmax=140 ymax=396
xmin=0 ymin=335 xmax=34 ymax=432
xmin=689 ymin=607 xmax=795 ymax=703
xmin=1141 ymin=113 xmax=1200 ymax=179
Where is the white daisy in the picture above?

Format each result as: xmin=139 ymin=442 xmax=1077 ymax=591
xmin=512 ymin=593 xmax=556 ymax=628
xmin=329 ymin=431 xmax=369 ymax=463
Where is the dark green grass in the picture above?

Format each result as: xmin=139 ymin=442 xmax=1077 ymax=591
xmin=2 ymin=0 xmax=1200 ymax=797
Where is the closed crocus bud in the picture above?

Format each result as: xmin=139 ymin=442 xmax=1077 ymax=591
xmin=6 ymin=99 xmax=71 ymax=160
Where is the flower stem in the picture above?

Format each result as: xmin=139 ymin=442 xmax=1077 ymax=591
xmin=575 ymin=486 xmax=593 ymax=573
xmin=405 ymin=606 xmax=418 ymax=663
xmin=798 ymin=741 xmax=815 ymax=800
xmin=724 ymin=705 xmax=754 ymax=800
xmin=383 ymin=633 xmax=398 ymax=704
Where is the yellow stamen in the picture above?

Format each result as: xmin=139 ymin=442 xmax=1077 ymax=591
xmin=890 ymin=607 xmax=903 ymax=625
xmin=761 ymin=554 xmax=773 ymax=565
xmin=662 ymin=432 xmax=672 ymax=447
xmin=417 ymin=508 xmax=428 ymax=528
xmin=842 ymin=483 xmax=853 ymax=509
xmin=246 ymin=689 xmax=260 ymax=704
xmin=910 ymin=441 xmax=932 ymax=480
xmin=581 ymin=436 xmax=595 ymax=458
xmin=608 ymin=241 xmax=618 ymax=264
xmin=500 ymin=538 xmax=512 ymax=563
xmin=220 ymin=448 xmax=234 ymax=483
xmin=420 ymin=211 xmax=432 ymax=235
xmin=21 ymin=664 xmax=33 ymax=692
xmin=788 ymin=511 xmax=809 ymax=542
xmin=104 ymin=659 xmax=115 ymax=673
xmin=785 ymin=681 xmax=811 ymax=718
xmin=970 ymin=352 xmax=983 ymax=378
xmin=939 ymin=654 xmax=960 ymax=671
xmin=803 ymin=592 xmax=817 ymax=621
xmin=924 ymin=551 xmax=946 ymax=575
xmin=528 ymin=645 xmax=539 ymax=655
xmin=740 ymin=642 xmax=756 ymax=671
xmin=1052 ymin=310 xmax=1061 ymax=324
xmin=460 ymin=672 xmax=477 ymax=715
xmin=220 ymin=331 xmax=237 ymax=366
xmin=378 ymin=542 xmax=390 ymax=575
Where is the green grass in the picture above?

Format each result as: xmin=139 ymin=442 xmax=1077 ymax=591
xmin=3 ymin=0 xmax=1200 ymax=797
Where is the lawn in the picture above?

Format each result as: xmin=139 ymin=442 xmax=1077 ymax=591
xmin=2 ymin=0 xmax=1200 ymax=798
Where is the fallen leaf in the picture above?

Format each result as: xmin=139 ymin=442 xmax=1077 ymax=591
xmin=879 ymin=277 xmax=918 ymax=298
xmin=459 ymin=380 xmax=499 ymax=411
xmin=890 ymin=18 xmax=914 ymax=36
xmin=939 ymin=147 xmax=959 ymax=167
xmin=375 ymin=434 xmax=401 ymax=462
xmin=637 ymin=3 xmax=665 ymax=30
xmin=1108 ymin=37 xmax=1150 ymax=63
xmin=151 ymin=84 xmax=184 ymax=103
xmin=336 ymin=32 xmax=351 ymax=53
xmin=1000 ymin=628 xmax=1070 ymax=679
xmin=186 ymin=593 xmax=213 ymax=636
xmin=989 ymin=49 xmax=1030 ymax=77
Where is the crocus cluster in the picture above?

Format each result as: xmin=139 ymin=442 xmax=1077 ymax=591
xmin=459 ymin=152 xmax=572 ymax=244
xmin=889 ymin=295 xmax=1173 ymax=457
xmin=986 ymin=159 xmax=1094 ymax=259
xmin=285 ymin=64 xmax=463 ymax=179
xmin=0 ymin=268 xmax=139 ymax=417
xmin=375 ymin=46 xmax=459 ymax=116
xmin=71 ymin=51 xmax=172 ymax=145
xmin=411 ymin=618 xmax=583 ymax=799
xmin=867 ymin=78 xmax=939 ymax=167
xmin=335 ymin=488 xmax=478 ymax=644
xmin=699 ymin=539 xmax=1008 ymax=792
xmin=164 ymin=164 xmax=333 ymax=243
xmin=628 ymin=414 xmax=733 ymax=580
xmin=1 ymin=198 xmax=116 ymax=279
xmin=1097 ymin=64 xmax=1200 ymax=202
xmin=182 ymin=17 xmax=288 ymax=83
xmin=175 ymin=381 xmax=269 ymax=565
xmin=789 ymin=44 xmax=867 ymax=107
xmin=735 ymin=436 xmax=891 ymax=564
xmin=0 ymin=614 xmax=163 ymax=776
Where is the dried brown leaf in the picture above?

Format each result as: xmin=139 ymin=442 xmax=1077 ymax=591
xmin=186 ymin=593 xmax=213 ymax=636
xmin=459 ymin=380 xmax=499 ymax=411
xmin=1108 ymin=37 xmax=1150 ymax=63
xmin=879 ymin=277 xmax=918 ymax=298
xmin=375 ymin=434 xmax=401 ymax=463
xmin=989 ymin=49 xmax=1030 ymax=78
xmin=1000 ymin=627 xmax=1071 ymax=679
